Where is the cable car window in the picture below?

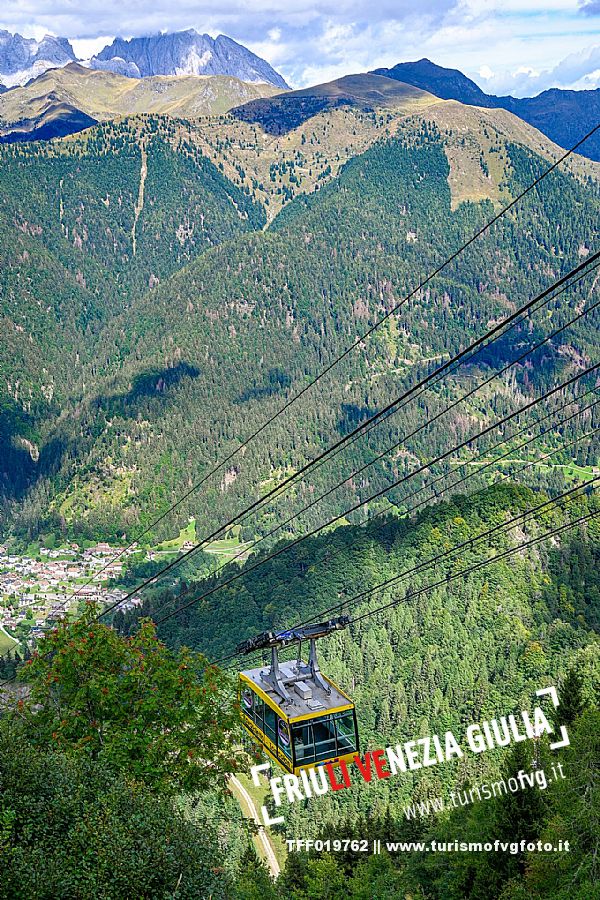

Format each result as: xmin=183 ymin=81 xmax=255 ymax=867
xmin=292 ymin=723 xmax=314 ymax=763
xmin=312 ymin=716 xmax=337 ymax=762
xmin=253 ymin=696 xmax=264 ymax=728
xmin=277 ymin=719 xmax=292 ymax=758
xmin=333 ymin=712 xmax=357 ymax=754
xmin=241 ymin=688 xmax=254 ymax=718
xmin=263 ymin=703 xmax=276 ymax=743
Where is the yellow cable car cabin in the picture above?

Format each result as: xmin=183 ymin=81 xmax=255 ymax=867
xmin=237 ymin=617 xmax=359 ymax=775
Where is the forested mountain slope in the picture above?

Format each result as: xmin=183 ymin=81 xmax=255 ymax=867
xmin=127 ymin=480 xmax=600 ymax=828
xmin=0 ymin=122 xmax=264 ymax=501
xmin=1 ymin=99 xmax=599 ymax=545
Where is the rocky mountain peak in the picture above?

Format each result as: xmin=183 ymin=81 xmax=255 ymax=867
xmin=90 ymin=29 xmax=289 ymax=89
xmin=0 ymin=30 xmax=75 ymax=87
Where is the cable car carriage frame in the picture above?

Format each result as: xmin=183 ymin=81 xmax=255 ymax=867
xmin=238 ymin=617 xmax=359 ymax=775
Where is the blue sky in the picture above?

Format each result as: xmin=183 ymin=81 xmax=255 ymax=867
xmin=3 ymin=0 xmax=600 ymax=94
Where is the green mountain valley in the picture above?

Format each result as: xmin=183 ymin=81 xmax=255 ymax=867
xmin=0 ymin=52 xmax=599 ymax=900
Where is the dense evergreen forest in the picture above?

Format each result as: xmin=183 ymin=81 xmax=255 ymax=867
xmin=2 ymin=481 xmax=599 ymax=897
xmin=0 ymin=108 xmax=598 ymax=548
xmin=129 ymin=481 xmax=600 ymax=807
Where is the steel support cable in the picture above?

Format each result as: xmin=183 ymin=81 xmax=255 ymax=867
xmin=216 ymin=492 xmax=599 ymax=670
xmin=333 ymin=476 xmax=599 ymax=614
xmin=143 ymin=298 xmax=600 ymax=628
xmin=3 ymin=487 xmax=598 ymax=713
xmin=215 ymin=258 xmax=600 ymax=531
xmin=154 ymin=361 xmax=599 ymax=629
xmin=219 ymin=418 xmax=600 ymax=672
xmin=190 ymin=294 xmax=600 ymax=593
xmin=347 ymin=394 xmax=600 ymax=533
xmin=97 ymin=255 xmax=600 ymax=619
xmin=140 ymin=378 xmax=599 ymax=633
xmin=52 ymin=122 xmax=600 ymax=606
xmin=349 ymin=507 xmax=599 ymax=628
xmin=234 ymin=406 xmax=600 ymax=648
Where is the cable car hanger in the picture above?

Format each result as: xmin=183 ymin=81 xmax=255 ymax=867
xmin=237 ymin=616 xmax=350 ymax=704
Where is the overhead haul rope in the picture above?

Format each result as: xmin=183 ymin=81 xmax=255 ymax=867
xmin=147 ymin=395 xmax=599 ymax=633
xmin=140 ymin=257 xmax=600 ymax=596
xmin=229 ymin=261 xmax=600 ymax=527
xmin=144 ymin=288 xmax=600 ymax=625
xmin=349 ymin=507 xmax=599 ymax=628
xmin=212 ymin=408 xmax=600 ymax=666
xmin=214 ymin=485 xmax=599 ymax=669
xmin=154 ymin=361 xmax=599 ymax=630
xmin=222 ymin=410 xmax=600 ymax=671
xmin=97 ymin=253 xmax=600 ymax=620
xmin=54 ymin=124 xmax=600 ymax=610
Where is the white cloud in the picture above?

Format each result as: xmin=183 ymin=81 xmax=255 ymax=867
xmin=514 ymin=66 xmax=540 ymax=76
xmin=579 ymin=65 xmax=600 ymax=85
xmin=0 ymin=1 xmax=454 ymax=41
xmin=0 ymin=0 xmax=456 ymax=89
xmin=580 ymin=0 xmax=600 ymax=15
xmin=70 ymin=36 xmax=114 ymax=60
xmin=478 ymin=43 xmax=600 ymax=95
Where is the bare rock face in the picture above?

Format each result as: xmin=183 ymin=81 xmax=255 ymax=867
xmin=91 ymin=31 xmax=289 ymax=90
xmin=0 ymin=31 xmax=76 ymax=87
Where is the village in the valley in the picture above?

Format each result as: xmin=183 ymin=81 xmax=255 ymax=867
xmin=0 ymin=541 xmax=142 ymax=649
xmin=0 ymin=520 xmax=246 ymax=655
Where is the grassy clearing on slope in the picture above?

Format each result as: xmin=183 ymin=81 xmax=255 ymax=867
xmin=234 ymin=772 xmax=288 ymax=870
xmin=154 ymin=519 xmax=197 ymax=551
xmin=0 ymin=625 xmax=18 ymax=654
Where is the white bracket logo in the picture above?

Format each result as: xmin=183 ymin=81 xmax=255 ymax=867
xmin=536 ymin=685 xmax=570 ymax=750
xmin=251 ymin=762 xmax=285 ymax=826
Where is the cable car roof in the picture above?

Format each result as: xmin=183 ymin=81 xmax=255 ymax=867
xmin=241 ymin=659 xmax=353 ymax=721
